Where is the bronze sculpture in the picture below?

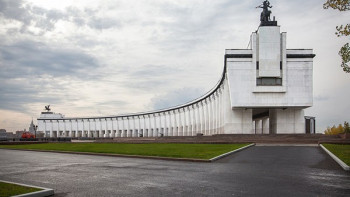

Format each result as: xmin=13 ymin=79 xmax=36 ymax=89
xmin=45 ymin=105 xmax=51 ymax=112
xmin=256 ymin=0 xmax=277 ymax=26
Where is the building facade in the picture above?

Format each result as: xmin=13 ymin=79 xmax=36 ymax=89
xmin=37 ymin=15 xmax=315 ymax=138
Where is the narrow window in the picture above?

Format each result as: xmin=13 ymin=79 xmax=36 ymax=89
xmin=256 ymin=77 xmax=282 ymax=86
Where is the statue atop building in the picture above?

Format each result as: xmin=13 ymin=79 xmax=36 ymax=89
xmin=256 ymin=0 xmax=277 ymax=26
xmin=45 ymin=105 xmax=51 ymax=112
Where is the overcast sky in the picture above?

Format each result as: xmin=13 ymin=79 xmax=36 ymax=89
xmin=0 ymin=0 xmax=349 ymax=133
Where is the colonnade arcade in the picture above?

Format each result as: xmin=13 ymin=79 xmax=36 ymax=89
xmin=41 ymin=76 xmax=228 ymax=138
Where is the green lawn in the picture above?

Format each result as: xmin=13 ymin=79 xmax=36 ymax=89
xmin=0 ymin=181 xmax=42 ymax=197
xmin=323 ymin=144 xmax=350 ymax=166
xmin=0 ymin=143 xmax=250 ymax=160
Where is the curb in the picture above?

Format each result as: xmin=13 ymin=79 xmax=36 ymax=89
xmin=209 ymin=143 xmax=255 ymax=162
xmin=0 ymin=144 xmax=254 ymax=163
xmin=0 ymin=180 xmax=54 ymax=197
xmin=0 ymin=148 xmax=210 ymax=163
xmin=319 ymin=144 xmax=350 ymax=171
xmin=255 ymin=143 xmax=318 ymax=147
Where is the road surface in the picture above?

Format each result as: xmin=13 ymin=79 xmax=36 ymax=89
xmin=0 ymin=146 xmax=349 ymax=196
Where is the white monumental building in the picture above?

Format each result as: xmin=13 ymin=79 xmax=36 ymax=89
xmin=37 ymin=5 xmax=315 ymax=138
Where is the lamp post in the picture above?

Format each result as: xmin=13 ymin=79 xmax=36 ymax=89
xmin=33 ymin=124 xmax=38 ymax=139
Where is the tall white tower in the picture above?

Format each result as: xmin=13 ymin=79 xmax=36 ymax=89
xmin=224 ymin=2 xmax=315 ymax=134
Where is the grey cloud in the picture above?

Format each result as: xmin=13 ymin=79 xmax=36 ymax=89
xmin=0 ymin=0 xmax=31 ymax=24
xmin=0 ymin=79 xmax=64 ymax=112
xmin=148 ymin=87 xmax=205 ymax=110
xmin=147 ymin=1 xmax=253 ymax=53
xmin=119 ymin=64 xmax=183 ymax=91
xmin=0 ymin=0 xmax=60 ymax=34
xmin=0 ymin=40 xmax=99 ymax=79
xmin=88 ymin=17 xmax=122 ymax=30
xmin=0 ymin=0 xmax=121 ymax=35
xmin=130 ymin=64 xmax=181 ymax=77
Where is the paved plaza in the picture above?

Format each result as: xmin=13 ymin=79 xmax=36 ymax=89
xmin=0 ymin=146 xmax=349 ymax=196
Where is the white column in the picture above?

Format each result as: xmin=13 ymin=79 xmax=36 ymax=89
xmin=187 ymin=107 xmax=192 ymax=136
xmin=164 ymin=112 xmax=168 ymax=136
xmin=104 ymin=118 xmax=108 ymax=138
xmin=121 ymin=117 xmax=125 ymax=137
xmin=129 ymin=117 xmax=132 ymax=137
xmin=148 ymin=115 xmax=152 ymax=137
xmin=43 ymin=120 xmax=46 ymax=137
xmin=177 ymin=109 xmax=182 ymax=136
xmin=127 ymin=117 xmax=130 ymax=137
xmin=213 ymin=96 xmax=216 ymax=134
xmin=87 ymin=119 xmax=91 ymax=138
xmin=143 ymin=115 xmax=146 ymax=137
xmin=116 ymin=118 xmax=120 ymax=137
xmin=215 ymin=93 xmax=219 ymax=134
xmin=205 ymin=100 xmax=210 ymax=135
xmin=99 ymin=119 xmax=103 ymax=138
xmin=192 ymin=105 xmax=196 ymax=135
xmin=196 ymin=103 xmax=201 ymax=133
xmin=159 ymin=113 xmax=163 ymax=136
xmin=152 ymin=114 xmax=156 ymax=137
xmin=74 ymin=119 xmax=77 ymax=137
xmin=169 ymin=112 xmax=173 ymax=136
xmin=201 ymin=102 xmax=205 ymax=135
xmin=256 ymin=119 xmax=262 ymax=134
xmin=138 ymin=116 xmax=141 ymax=137
xmin=50 ymin=120 xmax=53 ymax=138
xmin=111 ymin=118 xmax=115 ymax=138
xmin=220 ymin=88 xmax=224 ymax=134
xmin=183 ymin=109 xmax=187 ymax=136
xmin=81 ymin=119 xmax=84 ymax=137
xmin=208 ymin=96 xmax=213 ymax=135
xmin=70 ymin=120 xmax=73 ymax=137
xmin=133 ymin=117 xmax=137 ymax=137
xmin=174 ymin=110 xmax=178 ymax=136
xmin=94 ymin=119 xmax=97 ymax=138
xmin=262 ymin=118 xmax=269 ymax=134
xmin=218 ymin=91 xmax=221 ymax=133
xmin=63 ymin=120 xmax=66 ymax=137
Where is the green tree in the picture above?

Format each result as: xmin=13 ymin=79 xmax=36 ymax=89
xmin=324 ymin=124 xmax=344 ymax=135
xmin=344 ymin=121 xmax=350 ymax=133
xmin=323 ymin=0 xmax=350 ymax=73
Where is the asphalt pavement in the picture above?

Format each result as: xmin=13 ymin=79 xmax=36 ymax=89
xmin=0 ymin=146 xmax=349 ymax=196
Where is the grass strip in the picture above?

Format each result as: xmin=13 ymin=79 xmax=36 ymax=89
xmin=0 ymin=181 xmax=42 ymax=197
xmin=0 ymin=143 xmax=249 ymax=160
xmin=322 ymin=144 xmax=350 ymax=166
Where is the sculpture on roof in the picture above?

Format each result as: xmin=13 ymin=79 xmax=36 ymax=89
xmin=256 ymin=0 xmax=277 ymax=26
xmin=45 ymin=105 xmax=51 ymax=112
xmin=257 ymin=0 xmax=272 ymax=22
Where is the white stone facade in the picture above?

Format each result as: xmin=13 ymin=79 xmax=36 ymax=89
xmin=37 ymin=24 xmax=314 ymax=138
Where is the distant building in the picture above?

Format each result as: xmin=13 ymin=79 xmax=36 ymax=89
xmin=29 ymin=119 xmax=35 ymax=134
xmin=0 ymin=130 xmax=15 ymax=139
xmin=0 ymin=129 xmax=7 ymax=139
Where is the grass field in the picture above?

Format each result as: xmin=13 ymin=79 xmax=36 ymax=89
xmin=0 ymin=181 xmax=42 ymax=197
xmin=322 ymin=144 xmax=350 ymax=166
xmin=0 ymin=143 xmax=250 ymax=160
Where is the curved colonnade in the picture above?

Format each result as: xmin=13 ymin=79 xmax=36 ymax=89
xmin=39 ymin=62 xmax=229 ymax=138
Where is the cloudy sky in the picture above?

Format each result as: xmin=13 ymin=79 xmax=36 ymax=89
xmin=0 ymin=0 xmax=349 ymax=133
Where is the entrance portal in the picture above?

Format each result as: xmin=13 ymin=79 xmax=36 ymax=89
xmin=252 ymin=109 xmax=272 ymax=134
